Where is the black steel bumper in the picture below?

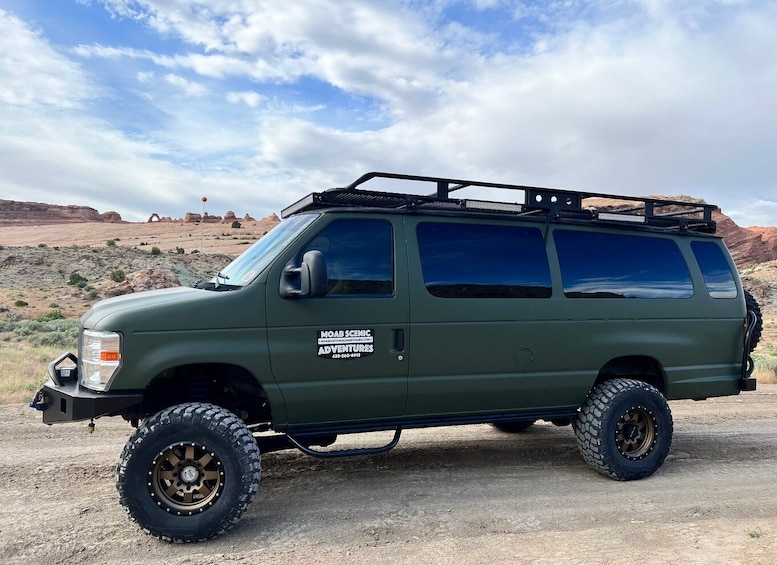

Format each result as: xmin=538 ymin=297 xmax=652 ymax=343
xmin=30 ymin=380 xmax=143 ymax=424
xmin=29 ymin=353 xmax=142 ymax=424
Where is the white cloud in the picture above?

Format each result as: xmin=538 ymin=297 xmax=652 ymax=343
xmin=136 ymin=70 xmax=155 ymax=83
xmin=1 ymin=1 xmax=776 ymax=229
xmin=0 ymin=9 xmax=98 ymax=109
xmin=163 ymin=73 xmax=206 ymax=96
xmin=229 ymin=1 xmax=777 ymax=225
xmin=226 ymin=91 xmax=264 ymax=108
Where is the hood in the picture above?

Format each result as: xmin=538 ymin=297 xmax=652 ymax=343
xmin=82 ymin=285 xmax=266 ymax=333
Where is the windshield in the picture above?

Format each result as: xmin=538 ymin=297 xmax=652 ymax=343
xmin=198 ymin=213 xmax=318 ymax=289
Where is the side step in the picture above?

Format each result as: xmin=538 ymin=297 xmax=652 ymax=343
xmin=284 ymin=427 xmax=403 ymax=459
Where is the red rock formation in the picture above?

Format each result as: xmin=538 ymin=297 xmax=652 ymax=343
xmin=101 ymin=211 xmax=123 ymax=222
xmin=715 ymin=212 xmax=777 ymax=267
xmin=0 ymin=200 xmax=108 ymax=225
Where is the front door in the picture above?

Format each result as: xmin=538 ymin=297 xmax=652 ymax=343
xmin=266 ymin=216 xmax=409 ymax=427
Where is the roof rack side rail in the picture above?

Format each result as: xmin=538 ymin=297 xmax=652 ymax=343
xmin=287 ymin=171 xmax=718 ymax=233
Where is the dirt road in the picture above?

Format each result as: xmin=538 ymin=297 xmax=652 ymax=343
xmin=3 ymin=387 xmax=777 ymax=565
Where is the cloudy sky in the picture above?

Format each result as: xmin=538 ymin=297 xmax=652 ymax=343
xmin=1 ymin=1 xmax=776 ymax=226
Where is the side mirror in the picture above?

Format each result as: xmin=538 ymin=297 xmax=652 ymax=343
xmin=280 ymin=250 xmax=328 ymax=299
xmin=300 ymin=250 xmax=328 ymax=297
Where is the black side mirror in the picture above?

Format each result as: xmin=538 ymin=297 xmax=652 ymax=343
xmin=300 ymin=250 xmax=328 ymax=297
xmin=280 ymin=250 xmax=328 ymax=299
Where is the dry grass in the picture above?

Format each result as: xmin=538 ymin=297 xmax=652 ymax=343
xmin=753 ymin=354 xmax=777 ymax=384
xmin=0 ymin=344 xmax=67 ymax=404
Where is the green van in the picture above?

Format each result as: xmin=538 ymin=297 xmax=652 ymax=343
xmin=31 ymin=172 xmax=761 ymax=542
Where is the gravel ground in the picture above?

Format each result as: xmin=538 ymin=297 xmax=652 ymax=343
xmin=3 ymin=386 xmax=777 ymax=565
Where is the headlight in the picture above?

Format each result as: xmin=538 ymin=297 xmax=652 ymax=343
xmin=80 ymin=329 xmax=122 ymax=391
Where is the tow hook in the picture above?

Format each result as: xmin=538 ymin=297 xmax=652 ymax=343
xmin=29 ymin=389 xmax=48 ymax=411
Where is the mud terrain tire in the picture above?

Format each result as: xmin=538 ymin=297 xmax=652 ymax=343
xmin=116 ymin=403 xmax=261 ymax=542
xmin=574 ymin=379 xmax=672 ymax=481
xmin=745 ymin=290 xmax=762 ymax=353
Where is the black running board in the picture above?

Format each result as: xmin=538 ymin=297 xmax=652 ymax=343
xmin=286 ymin=427 xmax=402 ymax=459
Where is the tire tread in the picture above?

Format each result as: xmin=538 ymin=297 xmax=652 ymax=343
xmin=116 ymin=402 xmax=261 ymax=542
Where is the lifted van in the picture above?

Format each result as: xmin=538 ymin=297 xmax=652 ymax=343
xmin=31 ymin=172 xmax=761 ymax=542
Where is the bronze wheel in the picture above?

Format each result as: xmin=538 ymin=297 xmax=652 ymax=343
xmin=149 ymin=442 xmax=225 ymax=515
xmin=117 ymin=403 xmax=261 ymax=542
xmin=615 ymin=406 xmax=656 ymax=460
xmin=574 ymin=379 xmax=672 ymax=480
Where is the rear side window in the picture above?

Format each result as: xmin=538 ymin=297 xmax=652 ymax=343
xmin=303 ymin=219 xmax=394 ymax=296
xmin=417 ymin=222 xmax=552 ymax=298
xmin=691 ymin=241 xmax=737 ymax=298
xmin=555 ymin=230 xmax=693 ymax=299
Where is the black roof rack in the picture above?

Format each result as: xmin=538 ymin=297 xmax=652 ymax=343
xmin=281 ymin=172 xmax=718 ymax=234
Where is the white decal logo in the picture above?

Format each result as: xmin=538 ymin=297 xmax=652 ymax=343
xmin=317 ymin=329 xmax=375 ymax=359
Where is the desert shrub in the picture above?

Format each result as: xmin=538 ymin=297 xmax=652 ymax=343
xmin=106 ymin=239 xmax=117 ymax=246
xmin=191 ymin=249 xmax=200 ymax=254
xmin=88 ymin=290 xmax=100 ymax=299
xmin=14 ymin=300 xmax=28 ymax=307
xmin=150 ymin=246 xmax=161 ymax=256
xmin=14 ymin=320 xmax=43 ymax=336
xmin=231 ymin=220 xmax=242 ymax=229
xmin=5 ymin=316 xmax=79 ymax=347
xmin=38 ymin=243 xmax=47 ymax=248
xmin=110 ymin=269 xmax=126 ymax=282
xmin=754 ymin=354 xmax=777 ymax=384
xmin=37 ymin=310 xmax=64 ymax=322
xmin=176 ymin=247 xmax=185 ymax=254
xmin=68 ymin=272 xmax=88 ymax=287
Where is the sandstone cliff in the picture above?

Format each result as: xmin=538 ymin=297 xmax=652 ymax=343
xmin=0 ymin=200 xmax=123 ymax=224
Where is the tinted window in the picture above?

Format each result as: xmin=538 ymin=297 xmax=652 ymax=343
xmin=555 ymin=230 xmax=693 ymax=299
xmin=691 ymin=241 xmax=737 ymax=298
xmin=417 ymin=222 xmax=551 ymax=298
xmin=303 ymin=219 xmax=393 ymax=296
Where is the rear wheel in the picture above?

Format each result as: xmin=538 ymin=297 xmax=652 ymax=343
xmin=574 ymin=379 xmax=672 ymax=480
xmin=116 ymin=403 xmax=261 ymax=542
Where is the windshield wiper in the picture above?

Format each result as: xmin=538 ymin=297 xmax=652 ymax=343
xmin=215 ymin=271 xmax=230 ymax=289
xmin=193 ymin=271 xmax=240 ymax=291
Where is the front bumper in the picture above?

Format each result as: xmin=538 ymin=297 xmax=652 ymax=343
xmin=30 ymin=380 xmax=142 ymax=424
xmin=30 ymin=352 xmax=142 ymax=424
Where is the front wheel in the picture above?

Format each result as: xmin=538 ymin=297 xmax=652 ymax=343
xmin=574 ymin=379 xmax=672 ymax=480
xmin=116 ymin=403 xmax=261 ymax=542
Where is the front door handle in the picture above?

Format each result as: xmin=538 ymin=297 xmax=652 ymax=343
xmin=393 ymin=329 xmax=405 ymax=353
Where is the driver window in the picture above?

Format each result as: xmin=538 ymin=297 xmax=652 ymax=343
xmin=302 ymin=219 xmax=394 ymax=297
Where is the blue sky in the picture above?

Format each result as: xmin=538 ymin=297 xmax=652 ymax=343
xmin=1 ymin=0 xmax=776 ymax=226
